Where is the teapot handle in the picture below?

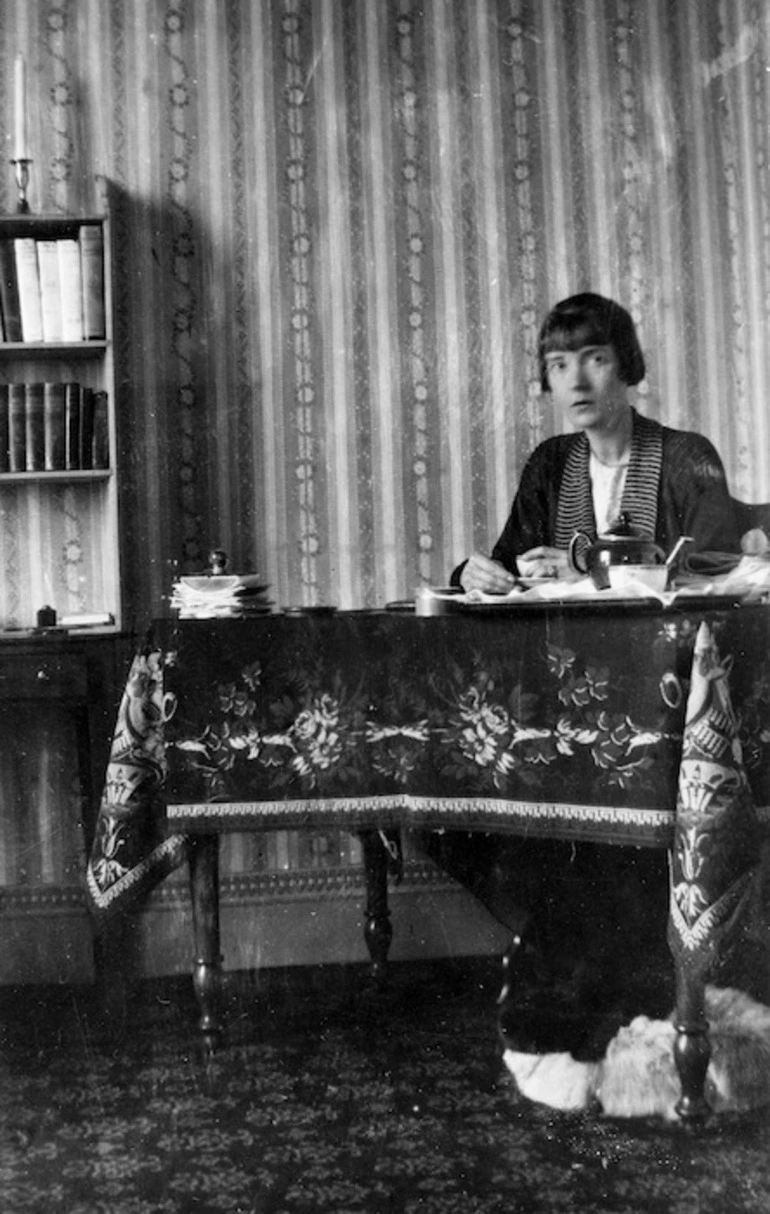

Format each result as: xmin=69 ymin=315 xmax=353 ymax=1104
xmin=568 ymin=531 xmax=591 ymax=575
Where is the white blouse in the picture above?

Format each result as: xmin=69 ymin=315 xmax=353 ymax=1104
xmin=589 ymin=452 xmax=630 ymax=535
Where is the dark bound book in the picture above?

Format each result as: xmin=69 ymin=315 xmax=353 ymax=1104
xmin=25 ymin=382 xmax=45 ymax=471
xmin=64 ymin=382 xmax=81 ymax=470
xmin=8 ymin=383 xmax=26 ymax=471
xmin=91 ymin=390 xmax=109 ymax=469
xmin=0 ymin=384 xmax=9 ymax=471
xmin=0 ymin=240 xmax=23 ymax=342
xmin=79 ymin=386 xmax=95 ymax=470
xmin=43 ymin=382 xmax=66 ymax=470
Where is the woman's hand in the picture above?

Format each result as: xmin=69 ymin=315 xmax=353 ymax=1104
xmin=516 ymin=545 xmax=571 ymax=580
xmin=460 ymin=553 xmax=518 ymax=594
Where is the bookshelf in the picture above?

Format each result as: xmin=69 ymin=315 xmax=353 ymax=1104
xmin=0 ymin=213 xmax=120 ymax=629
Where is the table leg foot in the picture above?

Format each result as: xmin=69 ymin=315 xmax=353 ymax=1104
xmin=673 ymin=1018 xmax=711 ymax=1122
xmin=670 ymin=939 xmax=711 ymax=1122
xmin=364 ymin=914 xmax=393 ymax=987
xmin=192 ymin=957 xmax=223 ymax=1041
xmin=188 ymin=834 xmax=223 ymax=1040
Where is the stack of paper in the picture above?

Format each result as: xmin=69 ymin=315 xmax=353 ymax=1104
xmin=170 ymin=574 xmax=273 ymax=618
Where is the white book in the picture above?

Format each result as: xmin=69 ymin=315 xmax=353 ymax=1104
xmin=13 ymin=237 xmax=44 ymax=342
xmin=36 ymin=240 xmax=64 ymax=342
xmin=57 ymin=238 xmax=84 ymax=341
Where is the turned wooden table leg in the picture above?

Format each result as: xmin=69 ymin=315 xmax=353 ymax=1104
xmin=672 ymin=954 xmax=710 ymax=1122
xmin=188 ymin=833 xmax=223 ymax=1042
xmin=360 ymin=829 xmax=393 ymax=985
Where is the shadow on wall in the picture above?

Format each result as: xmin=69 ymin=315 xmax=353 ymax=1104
xmin=107 ymin=181 xmax=266 ymax=633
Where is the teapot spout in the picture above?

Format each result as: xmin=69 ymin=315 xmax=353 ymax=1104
xmin=665 ymin=535 xmax=694 ymax=571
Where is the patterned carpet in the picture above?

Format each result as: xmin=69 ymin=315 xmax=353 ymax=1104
xmin=2 ymin=958 xmax=770 ymax=1213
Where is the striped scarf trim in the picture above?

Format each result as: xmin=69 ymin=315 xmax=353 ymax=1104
xmin=554 ymin=411 xmax=663 ymax=549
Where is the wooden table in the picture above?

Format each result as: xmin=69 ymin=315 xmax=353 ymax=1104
xmin=87 ymin=601 xmax=770 ymax=1120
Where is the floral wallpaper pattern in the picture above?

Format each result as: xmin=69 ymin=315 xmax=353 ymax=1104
xmin=0 ymin=1 xmax=769 ymax=623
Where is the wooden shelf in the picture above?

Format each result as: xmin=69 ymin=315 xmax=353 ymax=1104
xmin=0 ymin=340 xmax=107 ymax=360
xmin=0 ymin=213 xmax=104 ymax=239
xmin=0 ymin=212 xmax=120 ymax=628
xmin=0 ymin=469 xmax=112 ymax=483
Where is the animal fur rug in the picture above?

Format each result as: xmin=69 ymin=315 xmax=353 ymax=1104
xmin=503 ymin=986 xmax=770 ymax=1119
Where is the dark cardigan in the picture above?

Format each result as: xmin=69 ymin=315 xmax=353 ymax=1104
xmin=452 ymin=411 xmax=740 ymax=583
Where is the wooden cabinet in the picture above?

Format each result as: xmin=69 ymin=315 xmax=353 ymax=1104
xmin=0 ymin=213 xmax=120 ymax=629
xmin=0 ymin=215 xmax=128 ymax=980
xmin=0 ymin=630 xmax=133 ymax=984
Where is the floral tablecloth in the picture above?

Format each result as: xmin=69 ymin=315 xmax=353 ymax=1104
xmin=86 ymin=604 xmax=770 ymax=981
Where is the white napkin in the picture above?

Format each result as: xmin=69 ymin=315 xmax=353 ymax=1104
xmin=452 ymin=578 xmax=604 ymax=605
xmin=675 ymin=555 xmax=770 ymax=600
xmin=424 ymin=555 xmax=770 ymax=609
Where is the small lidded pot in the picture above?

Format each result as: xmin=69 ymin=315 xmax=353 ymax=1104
xmin=568 ymin=513 xmax=666 ymax=590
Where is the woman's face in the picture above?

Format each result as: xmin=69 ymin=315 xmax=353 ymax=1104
xmin=543 ymin=344 xmax=630 ymax=434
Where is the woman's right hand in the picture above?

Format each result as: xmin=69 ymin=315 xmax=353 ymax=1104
xmin=459 ymin=552 xmax=518 ymax=594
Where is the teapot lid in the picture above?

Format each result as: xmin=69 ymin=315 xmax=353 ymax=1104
xmin=601 ymin=512 xmax=640 ymax=538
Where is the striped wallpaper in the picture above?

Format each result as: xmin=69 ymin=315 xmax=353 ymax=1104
xmin=1 ymin=0 xmax=769 ymax=623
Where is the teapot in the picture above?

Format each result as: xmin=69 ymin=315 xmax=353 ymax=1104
xmin=568 ymin=513 xmax=666 ymax=590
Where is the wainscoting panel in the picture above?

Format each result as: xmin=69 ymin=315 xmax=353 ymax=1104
xmin=124 ymin=859 xmax=511 ymax=980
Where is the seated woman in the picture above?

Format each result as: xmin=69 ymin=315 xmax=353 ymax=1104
xmin=427 ymin=292 xmax=741 ymax=1016
xmin=453 ymin=291 xmax=739 ymax=591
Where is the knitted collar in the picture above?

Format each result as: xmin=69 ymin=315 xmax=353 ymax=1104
xmin=554 ymin=409 xmax=663 ymax=548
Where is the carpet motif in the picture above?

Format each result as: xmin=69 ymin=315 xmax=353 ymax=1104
xmin=3 ymin=964 xmax=770 ymax=1213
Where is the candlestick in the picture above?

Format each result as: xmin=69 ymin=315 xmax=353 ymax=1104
xmin=10 ymin=157 xmax=31 ymax=213
xmin=13 ymin=53 xmax=28 ymax=162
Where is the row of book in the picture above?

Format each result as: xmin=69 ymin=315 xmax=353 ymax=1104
xmin=0 ymin=226 xmax=105 ymax=344
xmin=0 ymin=382 xmax=109 ymax=474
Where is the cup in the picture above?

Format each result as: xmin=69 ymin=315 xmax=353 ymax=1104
xmin=415 ymin=587 xmax=442 ymax=616
xmin=607 ymin=564 xmax=669 ymax=594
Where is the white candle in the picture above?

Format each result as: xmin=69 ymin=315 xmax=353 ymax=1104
xmin=14 ymin=53 xmax=28 ymax=161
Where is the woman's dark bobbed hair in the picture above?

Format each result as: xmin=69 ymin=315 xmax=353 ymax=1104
xmin=537 ymin=292 xmax=646 ymax=391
